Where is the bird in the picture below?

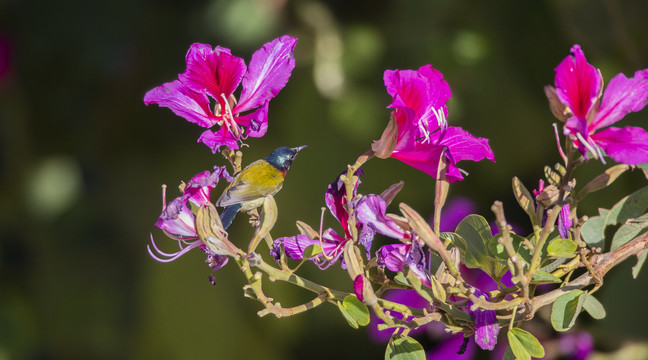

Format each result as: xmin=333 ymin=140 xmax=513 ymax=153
xmin=217 ymin=145 xmax=308 ymax=229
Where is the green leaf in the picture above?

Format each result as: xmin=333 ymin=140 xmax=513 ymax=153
xmin=385 ymin=336 xmax=426 ymax=360
xmin=611 ymin=213 xmax=648 ymax=251
xmin=508 ymin=328 xmax=545 ymax=360
xmin=633 ymin=249 xmax=648 ymax=279
xmin=580 ymin=215 xmax=607 ymax=248
xmin=502 ymin=345 xmax=516 ymax=360
xmin=394 ymin=272 xmax=409 ymax=286
xmin=531 ymin=271 xmax=562 ymax=284
xmin=488 ymin=233 xmax=528 ymax=262
xmin=546 ymin=238 xmax=578 ymax=258
xmin=337 ymin=300 xmax=358 ymax=329
xmin=551 ymin=289 xmax=586 ymax=331
xmin=302 ymin=244 xmax=323 ymax=258
xmin=582 ymin=294 xmax=606 ymax=320
xmin=440 ymin=232 xmax=467 ymax=253
xmin=603 ymin=185 xmax=648 ymax=227
xmin=455 ymin=214 xmax=494 ymax=273
xmin=342 ymin=295 xmax=370 ymax=326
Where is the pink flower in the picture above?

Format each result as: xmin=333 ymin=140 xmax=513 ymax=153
xmin=553 ymin=44 xmax=648 ymax=164
xmin=144 ymin=36 xmax=297 ymax=152
xmin=382 ymin=65 xmax=495 ymax=183
xmin=148 ymin=166 xmax=232 ymax=271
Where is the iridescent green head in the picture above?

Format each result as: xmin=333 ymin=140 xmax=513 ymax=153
xmin=265 ymin=145 xmax=308 ymax=172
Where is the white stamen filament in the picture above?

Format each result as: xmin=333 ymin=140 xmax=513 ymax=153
xmin=220 ymin=93 xmax=241 ymax=139
xmin=576 ymin=132 xmax=604 ymax=163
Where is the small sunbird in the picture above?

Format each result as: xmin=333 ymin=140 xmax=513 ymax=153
xmin=217 ymin=145 xmax=309 ymax=229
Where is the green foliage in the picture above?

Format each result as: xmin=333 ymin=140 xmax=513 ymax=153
xmin=337 ymin=295 xmax=370 ymax=329
xmin=385 ymin=336 xmax=425 ymax=360
xmin=530 ymin=271 xmax=562 ymax=284
xmin=507 ymin=328 xmax=545 ymax=360
xmin=551 ymin=289 xmax=586 ymax=332
xmin=302 ymin=244 xmax=323 ymax=258
xmin=454 ymin=215 xmax=507 ymax=281
xmin=633 ymin=250 xmax=648 ymax=279
xmin=546 ymin=237 xmax=578 ymax=258
xmin=581 ymin=186 xmax=648 ymax=250
xmin=582 ymin=294 xmax=606 ymax=320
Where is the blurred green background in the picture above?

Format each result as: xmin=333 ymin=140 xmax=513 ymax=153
xmin=2 ymin=0 xmax=648 ymax=359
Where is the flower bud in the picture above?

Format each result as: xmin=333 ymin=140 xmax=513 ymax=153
xmin=535 ymin=184 xmax=560 ymax=208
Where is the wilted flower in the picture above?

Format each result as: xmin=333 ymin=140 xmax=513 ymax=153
xmin=148 ymin=166 xmax=232 ymax=271
xmin=550 ymin=44 xmax=648 ymax=164
xmin=144 ymin=36 xmax=297 ymax=152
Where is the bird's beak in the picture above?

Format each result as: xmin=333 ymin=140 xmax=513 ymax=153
xmin=293 ymin=145 xmax=309 ymax=153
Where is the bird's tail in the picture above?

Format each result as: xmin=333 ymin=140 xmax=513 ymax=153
xmin=220 ymin=203 xmax=242 ymax=230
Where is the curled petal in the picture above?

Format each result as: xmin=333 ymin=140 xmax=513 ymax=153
xmin=179 ymin=44 xmax=245 ymax=101
xmin=144 ymin=80 xmax=217 ymax=128
xmin=155 ymin=196 xmax=197 ymax=238
xmin=554 ymin=44 xmax=601 ymax=119
xmin=376 ymin=243 xmax=430 ymax=287
xmin=274 ymin=230 xmax=347 ymax=269
xmin=325 ymin=170 xmax=363 ymax=234
xmin=237 ymin=101 xmax=269 ymax=138
xmin=206 ymin=252 xmax=229 ymax=271
xmin=197 ymin=128 xmax=239 ymax=153
xmin=591 ymin=126 xmax=648 ymax=164
xmin=354 ymin=194 xmax=406 ymax=239
xmin=558 ymin=204 xmax=572 ymax=238
xmin=384 ymin=65 xmax=450 ymax=120
xmin=353 ymin=275 xmax=364 ymax=302
xmin=235 ymin=36 xmax=297 ymax=113
xmin=590 ymin=69 xmax=648 ymax=131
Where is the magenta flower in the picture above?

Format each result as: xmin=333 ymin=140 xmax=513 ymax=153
xmin=272 ymin=171 xmax=388 ymax=269
xmin=148 ymin=166 xmax=232 ymax=271
xmin=466 ymin=288 xmax=499 ymax=351
xmin=553 ymin=44 xmax=648 ymax=164
xmin=376 ymin=241 xmax=430 ymax=287
xmin=382 ymin=65 xmax=495 ymax=183
xmin=144 ymin=36 xmax=297 ymax=152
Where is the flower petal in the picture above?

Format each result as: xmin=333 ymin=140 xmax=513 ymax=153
xmin=384 ymin=65 xmax=450 ymax=118
xmin=591 ymin=126 xmax=648 ymax=164
xmin=179 ymin=43 xmax=245 ymax=101
xmin=354 ymin=194 xmax=406 ymax=239
xmin=558 ymin=204 xmax=572 ymax=238
xmin=237 ymin=101 xmax=269 ymax=138
xmin=235 ymin=36 xmax=297 ymax=113
xmin=554 ymin=44 xmax=601 ymax=119
xmin=144 ymin=80 xmax=217 ymax=127
xmin=466 ymin=288 xmax=499 ymax=351
xmin=155 ymin=196 xmax=197 ymax=238
xmin=590 ymin=69 xmax=648 ymax=131
xmin=393 ymin=126 xmax=495 ymax=184
xmin=197 ymin=128 xmax=239 ymax=153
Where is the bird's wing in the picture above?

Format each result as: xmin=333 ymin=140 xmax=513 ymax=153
xmin=216 ymin=160 xmax=285 ymax=207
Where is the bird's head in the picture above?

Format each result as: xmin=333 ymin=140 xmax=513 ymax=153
xmin=265 ymin=145 xmax=308 ymax=172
